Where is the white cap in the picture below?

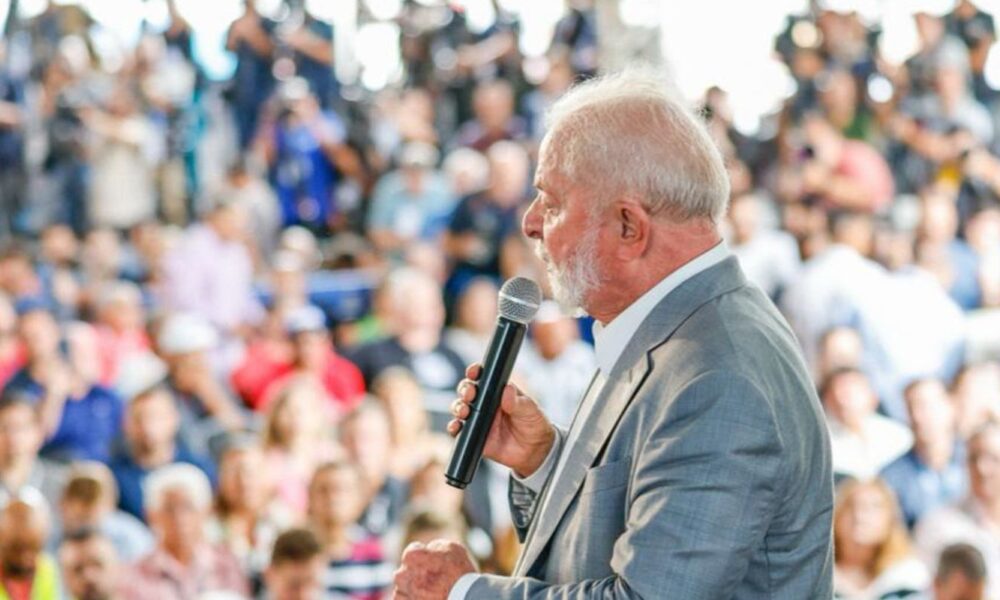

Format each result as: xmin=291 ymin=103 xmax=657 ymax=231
xmin=157 ymin=313 xmax=218 ymax=355
xmin=115 ymin=351 xmax=168 ymax=401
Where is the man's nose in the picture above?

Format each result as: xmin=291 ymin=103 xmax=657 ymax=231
xmin=522 ymin=199 xmax=542 ymax=241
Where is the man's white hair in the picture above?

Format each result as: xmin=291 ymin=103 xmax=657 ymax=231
xmin=143 ymin=463 xmax=212 ymax=513
xmin=544 ymin=67 xmax=730 ymax=223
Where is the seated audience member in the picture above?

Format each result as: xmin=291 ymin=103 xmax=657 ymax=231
xmin=263 ymin=528 xmax=325 ymax=600
xmin=916 ymin=423 xmax=1000 ymax=599
xmin=208 ymin=435 xmax=290 ymax=595
xmin=3 ymin=304 xmax=123 ymax=463
xmin=444 ymin=278 xmax=498 ymax=366
xmin=56 ymin=463 xmax=153 ymax=562
xmin=0 ymin=295 xmax=22 ymax=389
xmin=308 ymin=461 xmax=393 ymax=599
xmin=949 ymin=362 xmax=1000 ymax=439
xmin=235 ymin=305 xmax=365 ymax=415
xmin=262 ymin=377 xmax=339 ymax=516
xmin=517 ymin=300 xmax=596 ymax=429
xmin=0 ymin=499 xmax=59 ymax=599
xmin=931 ymin=543 xmax=987 ymax=600
xmin=108 ymin=385 xmax=215 ymax=521
xmin=58 ymin=528 xmax=123 ymax=600
xmin=339 ymin=401 xmax=408 ymax=539
xmin=834 ymin=478 xmax=930 ymax=599
xmin=823 ymin=368 xmax=913 ymax=481
xmin=123 ymin=464 xmax=248 ymax=599
xmin=0 ymin=395 xmax=66 ymax=506
xmin=344 ymin=268 xmax=465 ymax=424
xmin=156 ymin=313 xmax=245 ymax=455
xmin=881 ymin=379 xmax=968 ymax=528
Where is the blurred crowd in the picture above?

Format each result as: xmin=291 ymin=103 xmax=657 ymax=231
xmin=0 ymin=0 xmax=998 ymax=598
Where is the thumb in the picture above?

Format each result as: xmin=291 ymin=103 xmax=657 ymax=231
xmin=500 ymin=383 xmax=532 ymax=417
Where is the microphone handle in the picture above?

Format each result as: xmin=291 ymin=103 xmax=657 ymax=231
xmin=445 ymin=316 xmax=527 ymax=489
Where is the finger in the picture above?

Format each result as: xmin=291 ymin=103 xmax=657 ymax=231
xmin=451 ymin=399 xmax=471 ymax=420
xmin=465 ymin=363 xmax=482 ymax=380
xmin=447 ymin=419 xmax=463 ymax=436
xmin=458 ymin=379 xmax=477 ymax=404
xmin=401 ymin=541 xmax=426 ymax=560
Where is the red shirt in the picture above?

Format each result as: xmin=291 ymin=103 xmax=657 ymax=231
xmin=232 ymin=342 xmax=365 ymax=414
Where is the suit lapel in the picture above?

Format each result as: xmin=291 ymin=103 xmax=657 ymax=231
xmin=512 ymin=257 xmax=751 ymax=578
xmin=515 ymin=357 xmax=650 ymax=576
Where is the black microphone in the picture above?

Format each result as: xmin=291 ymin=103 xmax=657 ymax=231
xmin=446 ymin=277 xmax=542 ymax=489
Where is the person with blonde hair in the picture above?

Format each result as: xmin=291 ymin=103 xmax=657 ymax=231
xmin=834 ymin=478 xmax=930 ymax=599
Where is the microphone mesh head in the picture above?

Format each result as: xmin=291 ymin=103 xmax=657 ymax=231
xmin=497 ymin=277 xmax=542 ymax=324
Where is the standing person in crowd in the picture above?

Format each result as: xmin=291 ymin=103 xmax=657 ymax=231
xmin=444 ymin=278 xmax=499 ymax=365
xmin=226 ymin=0 xmax=277 ymax=149
xmin=307 ymin=461 xmax=393 ymax=599
xmin=58 ymin=528 xmax=124 ymax=600
xmin=833 ymin=478 xmax=930 ymax=599
xmin=263 ymin=528 xmax=326 ymax=600
xmin=0 ymin=500 xmax=60 ymax=600
xmin=949 ymin=362 xmax=1000 ymax=439
xmin=123 ymin=464 xmax=248 ymax=599
xmin=881 ymin=379 xmax=968 ymax=529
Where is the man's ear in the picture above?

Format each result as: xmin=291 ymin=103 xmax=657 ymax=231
xmin=614 ymin=200 xmax=651 ymax=260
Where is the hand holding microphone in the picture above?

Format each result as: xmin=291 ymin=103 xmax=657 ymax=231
xmin=445 ymin=278 xmax=556 ymax=487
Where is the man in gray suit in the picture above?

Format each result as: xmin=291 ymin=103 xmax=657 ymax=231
xmin=392 ymin=69 xmax=834 ymax=599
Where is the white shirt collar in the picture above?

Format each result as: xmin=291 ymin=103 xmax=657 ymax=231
xmin=592 ymin=241 xmax=731 ymax=374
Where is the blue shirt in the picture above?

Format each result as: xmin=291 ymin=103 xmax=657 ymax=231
xmin=880 ymin=443 xmax=968 ymax=529
xmin=2 ymin=369 xmax=123 ymax=463
xmin=109 ymin=446 xmax=217 ymax=522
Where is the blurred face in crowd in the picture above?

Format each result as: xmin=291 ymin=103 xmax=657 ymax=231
xmin=819 ymin=69 xmax=858 ymax=119
xmin=18 ymin=309 xmax=61 ymax=362
xmin=817 ymin=327 xmax=863 ymax=379
xmin=341 ymin=409 xmax=392 ymax=489
xmin=822 ymin=371 xmax=877 ymax=431
xmin=533 ymin=317 xmax=578 ymax=361
xmin=473 ymin=82 xmax=515 ymax=133
xmin=40 ymin=225 xmax=79 ymax=267
xmin=309 ymin=464 xmax=365 ymax=529
xmin=455 ymin=279 xmax=498 ymax=336
xmin=487 ymin=143 xmax=529 ymax=207
xmin=834 ymin=482 xmax=895 ymax=554
xmin=99 ymin=289 xmax=144 ymax=334
xmin=391 ymin=276 xmax=445 ymax=336
xmin=919 ymin=189 xmax=960 ymax=244
xmin=0 ymin=402 xmax=43 ymax=468
xmin=124 ymin=389 xmax=179 ymax=458
xmin=936 ymin=569 xmax=986 ymax=600
xmin=59 ymin=536 xmax=119 ymax=600
xmin=265 ymin=556 xmax=324 ymax=600
xmin=728 ymin=194 xmax=760 ymax=244
xmin=952 ymin=364 xmax=1000 ymax=436
xmin=292 ymin=330 xmax=329 ymax=372
xmin=372 ymin=371 xmax=428 ymax=443
xmin=209 ymin=204 xmax=248 ymax=243
xmin=218 ymin=446 xmax=269 ymax=513
xmin=0 ymin=296 xmax=15 ymax=343
xmin=965 ymin=209 xmax=1000 ymax=255
xmin=66 ymin=322 xmax=101 ymax=386
xmin=149 ymin=487 xmax=208 ymax=556
xmin=906 ymin=379 xmax=955 ymax=447
xmin=968 ymin=428 xmax=1000 ymax=505
xmin=269 ymin=381 xmax=326 ymax=448
xmin=409 ymin=460 xmax=463 ymax=516
xmin=0 ymin=501 xmax=47 ymax=580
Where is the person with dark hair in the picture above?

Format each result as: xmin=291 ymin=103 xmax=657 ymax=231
xmin=263 ymin=528 xmax=325 ymax=600
xmin=0 ymin=394 xmax=66 ymax=507
xmin=933 ymin=543 xmax=987 ymax=600
xmin=58 ymin=528 xmax=122 ymax=600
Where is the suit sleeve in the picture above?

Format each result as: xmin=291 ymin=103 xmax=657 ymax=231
xmin=475 ymin=371 xmax=785 ymax=599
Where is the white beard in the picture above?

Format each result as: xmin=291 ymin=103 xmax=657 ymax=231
xmin=534 ymin=225 xmax=602 ymax=317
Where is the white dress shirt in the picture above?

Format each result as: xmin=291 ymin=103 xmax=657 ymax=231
xmin=449 ymin=241 xmax=731 ymax=598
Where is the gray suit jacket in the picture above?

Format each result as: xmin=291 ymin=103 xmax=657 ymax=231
xmin=469 ymin=257 xmax=834 ymax=599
